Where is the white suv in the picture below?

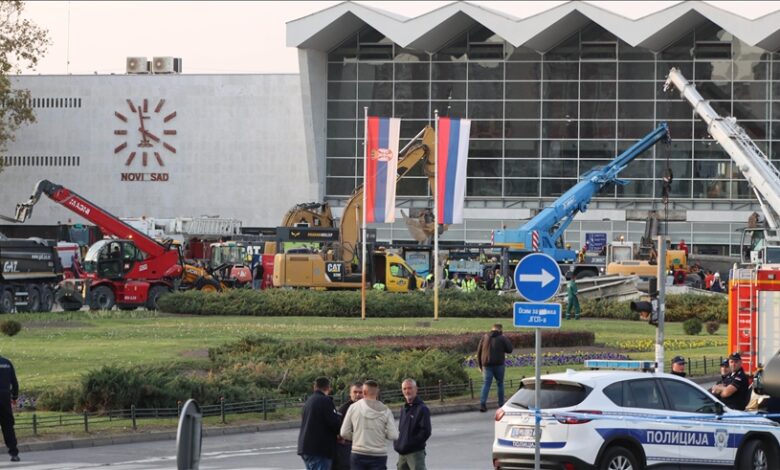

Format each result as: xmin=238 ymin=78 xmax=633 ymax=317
xmin=492 ymin=369 xmax=780 ymax=469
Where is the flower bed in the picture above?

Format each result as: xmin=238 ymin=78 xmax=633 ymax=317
xmin=463 ymin=351 xmax=631 ymax=368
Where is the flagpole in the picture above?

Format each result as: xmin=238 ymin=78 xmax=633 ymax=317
xmin=434 ymin=110 xmax=439 ymax=322
xmin=361 ymin=106 xmax=368 ymax=321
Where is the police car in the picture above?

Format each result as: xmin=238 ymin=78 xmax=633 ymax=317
xmin=492 ymin=361 xmax=780 ymax=470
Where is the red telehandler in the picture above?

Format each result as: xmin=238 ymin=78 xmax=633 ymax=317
xmin=12 ymin=180 xmax=184 ymax=310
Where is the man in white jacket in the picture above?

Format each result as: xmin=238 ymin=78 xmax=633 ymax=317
xmin=340 ymin=380 xmax=399 ymax=470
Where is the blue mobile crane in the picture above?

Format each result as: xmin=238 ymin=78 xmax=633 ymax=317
xmin=492 ymin=122 xmax=671 ymax=278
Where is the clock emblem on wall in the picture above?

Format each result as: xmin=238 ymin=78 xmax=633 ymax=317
xmin=114 ymin=98 xmax=177 ymax=167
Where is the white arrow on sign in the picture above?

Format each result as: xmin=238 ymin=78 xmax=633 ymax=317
xmin=519 ymin=269 xmax=555 ymax=288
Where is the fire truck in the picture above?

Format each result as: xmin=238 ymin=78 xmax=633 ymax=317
xmin=665 ymin=68 xmax=780 ymax=373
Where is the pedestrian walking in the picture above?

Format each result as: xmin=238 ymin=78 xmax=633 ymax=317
xmin=253 ymin=259 xmax=264 ymax=290
xmin=298 ymin=377 xmax=342 ymax=470
xmin=476 ymin=324 xmax=514 ymax=412
xmin=0 ymin=355 xmax=19 ymax=462
xmin=565 ymin=273 xmax=580 ymax=320
xmin=394 ymin=379 xmax=431 ymax=470
xmin=340 ymin=380 xmax=398 ymax=470
xmin=334 ymin=382 xmax=364 ymax=470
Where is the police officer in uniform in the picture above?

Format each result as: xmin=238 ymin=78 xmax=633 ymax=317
xmin=0 ymin=355 xmax=19 ymax=462
xmin=670 ymin=356 xmax=686 ymax=377
xmin=712 ymin=352 xmax=751 ymax=410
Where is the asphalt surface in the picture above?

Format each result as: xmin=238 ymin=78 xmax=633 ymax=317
xmin=11 ymin=410 xmax=495 ymax=469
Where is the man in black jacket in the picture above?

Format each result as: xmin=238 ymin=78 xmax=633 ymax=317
xmin=298 ymin=377 xmax=342 ymax=470
xmin=0 ymin=355 xmax=19 ymax=462
xmin=477 ymin=324 xmax=514 ymax=412
xmin=334 ymin=381 xmax=363 ymax=470
xmin=394 ymin=379 xmax=431 ymax=470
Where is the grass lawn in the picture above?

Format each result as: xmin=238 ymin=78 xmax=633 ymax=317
xmin=2 ymin=310 xmax=728 ymax=393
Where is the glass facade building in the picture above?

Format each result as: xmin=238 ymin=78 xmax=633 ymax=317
xmin=314 ymin=15 xmax=780 ymax=253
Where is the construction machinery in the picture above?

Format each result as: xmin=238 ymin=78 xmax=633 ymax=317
xmin=0 ymin=238 xmax=63 ymax=312
xmin=493 ymin=123 xmax=672 ymax=279
xmin=664 ymin=67 xmax=780 ymax=373
xmin=10 ymin=179 xmax=185 ymax=310
xmin=272 ymin=126 xmax=436 ymax=291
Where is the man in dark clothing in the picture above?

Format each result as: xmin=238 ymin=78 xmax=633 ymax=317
xmin=394 ymin=378 xmax=431 ymax=470
xmin=334 ymin=382 xmax=364 ymax=470
xmin=712 ymin=352 xmax=751 ymax=411
xmin=298 ymin=377 xmax=342 ymax=470
xmin=476 ymin=324 xmax=514 ymax=412
xmin=0 ymin=355 xmax=19 ymax=462
xmin=670 ymin=355 xmax=686 ymax=377
xmin=253 ymin=260 xmax=264 ymax=290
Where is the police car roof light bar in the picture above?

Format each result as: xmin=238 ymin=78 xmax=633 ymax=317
xmin=584 ymin=360 xmax=657 ymax=371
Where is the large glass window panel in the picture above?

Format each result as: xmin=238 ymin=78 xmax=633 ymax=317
xmin=656 ymin=179 xmax=692 ymax=198
xmin=772 ymin=140 xmax=780 ymax=158
xmin=505 ymin=179 xmax=539 ymax=196
xmin=469 ymin=101 xmax=503 ymax=119
xmin=469 ymin=81 xmax=503 ymax=99
xmin=327 ymin=177 xmax=358 ymax=195
xmin=328 ymin=101 xmax=357 ymax=119
xmin=693 ymin=140 xmax=727 ymax=160
xmin=581 ymin=102 xmax=616 ymax=119
xmin=617 ymin=180 xmax=654 ymax=197
xmin=667 ymin=120 xmax=693 ymax=138
xmin=467 ymin=178 xmax=501 ymax=196
xmin=734 ymin=60 xmax=769 ymax=81
xmin=468 ymin=159 xmax=501 ymax=177
xmin=546 ymin=33 xmax=579 ymax=60
xmin=580 ymin=159 xmax=611 ymax=173
xmin=471 ymin=120 xmax=503 ymax=138
xmin=693 ymin=60 xmax=731 ymax=81
xmin=542 ymin=140 xmax=578 ymax=159
xmin=394 ymin=48 xmax=428 ymax=62
xmin=619 ymin=41 xmax=654 ymax=60
xmin=773 ymin=103 xmax=780 ymax=120
xmin=395 ymin=101 xmax=429 ymax=119
xmin=326 ymin=158 xmax=357 ymax=177
xmin=358 ymin=82 xmax=392 ymax=99
xmin=542 ymin=179 xmax=578 ymax=197
xmin=734 ymin=82 xmax=769 ymax=101
xmin=470 ymin=140 xmax=503 ymax=159
xmin=618 ymin=121 xmax=653 ymax=139
xmin=660 ymin=33 xmax=693 ymax=60
xmin=358 ymin=63 xmax=393 ymax=81
xmin=694 ymin=160 xmax=731 ymax=179
xmin=618 ymin=82 xmax=654 ymax=100
xmin=469 ymin=44 xmax=504 ymax=60
xmin=656 ymin=62 xmax=692 ymax=79
xmin=542 ymin=62 xmax=579 ymax=80
xmin=432 ymin=101 xmax=466 ymax=117
xmin=432 ymin=82 xmax=466 ymax=99
xmin=506 ymin=47 xmax=541 ymax=61
xmin=581 ymin=24 xmax=616 ymax=42
xmin=327 ymin=121 xmax=357 ymax=138
xmin=397 ymin=178 xmax=428 ymax=196
xmin=658 ymin=100 xmax=693 ymax=120
xmin=543 ymin=121 xmax=578 ymax=139
xmin=399 ymin=120 xmax=429 ymax=140
xmin=395 ymin=62 xmax=429 ymax=81
xmin=505 ymin=140 xmax=540 ymax=158
xmin=506 ymin=82 xmax=540 ymax=100
xmin=505 ymin=160 xmax=540 ymax=177
xmin=433 ymin=34 xmax=467 ymax=62
xmin=696 ymin=81 xmax=731 ymax=100
xmin=618 ymin=159 xmax=653 ymax=178
xmin=357 ymin=101 xmax=393 ymax=116
xmin=359 ymin=45 xmax=393 ymax=61
xmin=328 ymin=36 xmax=358 ymax=61
xmin=542 ymin=160 xmax=578 ymax=178
xmin=694 ymin=180 xmax=730 ymax=199
xmin=328 ymin=62 xmax=357 ymax=81
xmin=619 ymin=62 xmax=654 ymax=79
xmin=506 ymin=62 xmax=541 ymax=80
xmin=506 ymin=101 xmax=541 ymax=119
xmin=328 ymin=82 xmax=357 ymax=100
xmin=581 ymin=81 xmax=616 ymax=100
xmin=543 ymin=101 xmax=578 ymax=119
xmin=359 ymin=28 xmax=389 ymax=44
xmin=741 ymin=121 xmax=768 ymax=140
xmin=618 ymin=101 xmax=654 ymax=119
xmin=469 ymin=61 xmax=504 ymax=80
xmin=395 ymin=82 xmax=429 ymax=100
xmin=733 ymin=101 xmax=768 ymax=121
xmin=327 ymin=139 xmax=357 ymax=157
xmin=543 ymin=82 xmax=579 ymax=100
xmin=733 ymin=179 xmax=752 ymax=199
xmin=581 ymin=43 xmax=617 ymax=60
xmin=580 ymin=120 xmax=615 ymax=139
xmin=505 ymin=121 xmax=540 ymax=138
xmin=432 ymin=62 xmax=467 ymax=80
xmin=581 ymin=62 xmax=616 ymax=79
xmin=580 ymin=141 xmax=615 ymax=159
xmin=658 ymin=160 xmax=691 ymax=179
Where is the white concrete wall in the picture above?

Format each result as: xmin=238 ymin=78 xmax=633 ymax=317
xmin=0 ymin=74 xmax=315 ymax=227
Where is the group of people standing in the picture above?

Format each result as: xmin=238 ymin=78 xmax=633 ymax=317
xmin=298 ymin=377 xmax=431 ymax=470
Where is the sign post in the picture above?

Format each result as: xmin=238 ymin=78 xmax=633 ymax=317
xmin=513 ymin=253 xmax=563 ymax=470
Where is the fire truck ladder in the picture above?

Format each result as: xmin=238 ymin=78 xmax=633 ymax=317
xmin=734 ymin=268 xmax=758 ymax=371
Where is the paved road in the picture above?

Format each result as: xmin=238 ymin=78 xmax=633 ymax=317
xmin=12 ymin=411 xmax=495 ymax=469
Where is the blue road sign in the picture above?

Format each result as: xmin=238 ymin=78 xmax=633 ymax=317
xmin=513 ymin=302 xmax=562 ymax=329
xmin=514 ymin=253 xmax=563 ymax=302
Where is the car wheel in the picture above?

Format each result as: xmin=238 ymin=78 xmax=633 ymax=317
xmin=0 ymin=289 xmax=14 ymax=313
xmin=146 ymin=285 xmax=170 ymax=310
xmin=739 ymin=439 xmax=770 ymax=470
xmin=89 ymin=286 xmax=116 ymax=311
xmin=600 ymin=446 xmax=641 ymax=470
xmin=195 ymin=277 xmax=221 ymax=293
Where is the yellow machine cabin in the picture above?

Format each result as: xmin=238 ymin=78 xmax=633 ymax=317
xmin=606 ymin=249 xmax=687 ymax=278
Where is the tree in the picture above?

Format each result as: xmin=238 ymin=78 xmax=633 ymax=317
xmin=0 ymin=1 xmax=49 ymax=171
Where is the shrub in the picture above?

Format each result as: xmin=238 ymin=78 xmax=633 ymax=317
xmin=0 ymin=320 xmax=21 ymax=336
xmin=706 ymin=321 xmax=720 ymax=335
xmin=683 ymin=318 xmax=703 ymax=336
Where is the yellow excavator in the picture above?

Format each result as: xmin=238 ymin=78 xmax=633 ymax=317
xmin=272 ymin=126 xmax=439 ymax=291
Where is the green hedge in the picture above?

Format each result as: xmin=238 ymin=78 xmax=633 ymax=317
xmin=159 ymin=289 xmax=727 ymax=322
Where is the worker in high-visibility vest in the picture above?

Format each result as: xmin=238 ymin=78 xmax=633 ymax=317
xmin=372 ymin=283 xmax=386 ymax=291
xmin=463 ymin=274 xmax=477 ymax=293
xmin=494 ymin=269 xmax=505 ymax=291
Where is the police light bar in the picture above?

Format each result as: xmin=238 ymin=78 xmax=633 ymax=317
xmin=585 ymin=360 xmax=657 ymax=371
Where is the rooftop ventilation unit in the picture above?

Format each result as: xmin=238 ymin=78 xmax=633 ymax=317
xmin=126 ymin=57 xmax=149 ymax=74
xmin=152 ymin=57 xmax=182 ymax=74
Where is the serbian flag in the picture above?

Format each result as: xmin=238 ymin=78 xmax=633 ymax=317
xmin=437 ymin=117 xmax=471 ymax=224
xmin=364 ymin=116 xmax=401 ymax=223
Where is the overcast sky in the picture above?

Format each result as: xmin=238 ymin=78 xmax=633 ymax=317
xmin=23 ymin=1 xmax=780 ymax=75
